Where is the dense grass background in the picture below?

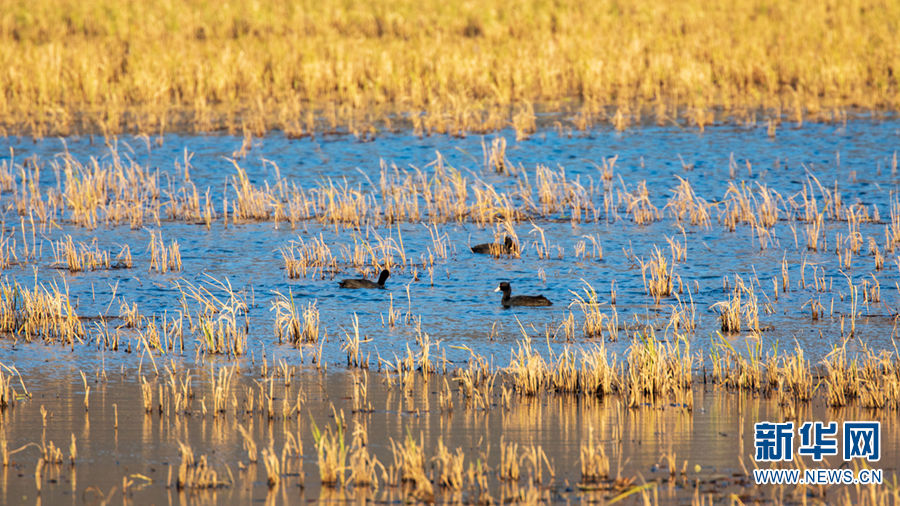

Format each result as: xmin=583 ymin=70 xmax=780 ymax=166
xmin=1 ymin=0 xmax=898 ymax=134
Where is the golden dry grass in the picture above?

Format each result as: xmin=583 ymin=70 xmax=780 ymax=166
xmin=175 ymin=441 xmax=229 ymax=489
xmin=1 ymin=0 xmax=899 ymax=136
xmin=0 ymin=279 xmax=85 ymax=344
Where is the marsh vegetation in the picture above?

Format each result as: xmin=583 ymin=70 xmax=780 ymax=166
xmin=1 ymin=1 xmax=899 ymax=502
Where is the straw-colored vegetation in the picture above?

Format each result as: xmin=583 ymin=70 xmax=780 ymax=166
xmin=580 ymin=426 xmax=610 ymax=484
xmin=177 ymin=277 xmax=248 ymax=356
xmin=272 ymin=291 xmax=321 ymax=346
xmin=0 ymin=279 xmax=85 ymax=344
xmin=0 ymin=140 xmax=898 ymax=417
xmin=2 ymin=0 xmax=899 ymax=137
xmin=3 ymin=340 xmax=899 ymax=504
xmin=175 ymin=441 xmax=230 ymax=490
xmin=2 ymin=13 xmax=900 ymax=496
xmin=148 ymin=231 xmax=182 ymax=273
xmin=312 ymin=420 xmax=348 ymax=488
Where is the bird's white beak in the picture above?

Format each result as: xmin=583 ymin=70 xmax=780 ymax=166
xmin=494 ymin=286 xmax=501 ymax=292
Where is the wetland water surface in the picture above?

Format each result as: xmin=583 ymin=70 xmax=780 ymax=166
xmin=1 ymin=118 xmax=899 ymax=503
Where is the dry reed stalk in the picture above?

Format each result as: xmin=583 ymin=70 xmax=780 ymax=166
xmin=0 ymin=231 xmax=20 ymax=270
xmin=570 ymin=280 xmax=609 ymax=338
xmin=382 ymin=293 xmax=401 ymax=329
xmin=50 ymin=235 xmax=111 ymax=272
xmin=68 ymin=434 xmax=76 ymax=466
xmin=269 ymin=291 xmax=299 ymax=344
xmin=271 ymin=291 xmax=320 ymax=345
xmin=574 ymin=233 xmax=603 ymax=260
xmin=165 ymin=180 xmax=216 ymax=228
xmin=348 ymin=427 xmax=381 ymax=489
xmin=210 ymin=366 xmax=236 ymax=415
xmin=665 ymin=233 xmax=687 ymax=263
xmin=0 ymin=279 xmax=85 ymax=344
xmin=311 ymin=421 xmax=347 ymax=487
xmin=483 ymin=136 xmax=509 ymax=174
xmin=140 ymin=377 xmax=153 ymax=413
xmin=300 ymin=302 xmax=320 ymax=344
xmin=666 ymin=177 xmax=712 ymax=227
xmin=439 ymin=377 xmax=454 ymax=412
xmin=179 ymin=277 xmax=248 ymax=356
xmin=801 ymin=297 xmax=825 ymax=320
xmin=781 ymin=254 xmax=790 ymax=292
xmin=119 ymin=299 xmax=142 ymax=328
xmin=521 ymin=444 xmax=553 ymax=485
xmin=720 ymin=181 xmax=754 ymax=230
xmin=624 ymin=336 xmax=692 ymax=407
xmin=455 ymin=354 xmax=495 ymax=410
xmin=580 ymin=426 xmax=609 ymax=483
xmin=512 ymin=102 xmax=537 ymax=141
xmin=280 ymin=234 xmax=337 ymax=279
xmin=506 ymin=338 xmax=548 ymax=395
xmin=620 ymin=181 xmax=658 ymax=225
xmin=148 ymin=230 xmax=181 ymax=272
xmin=659 ymin=448 xmax=677 ymax=476
xmin=712 ymin=275 xmax=760 ymax=333
xmin=0 ymin=366 xmax=18 ymax=410
xmin=575 ymin=345 xmax=620 ymax=397
xmin=176 ymin=441 xmax=228 ymax=489
xmin=80 ymin=370 xmax=90 ymax=411
xmin=639 ymin=246 xmax=674 ymax=304
xmin=41 ymin=439 xmax=64 ymax=464
xmin=388 ymin=432 xmax=434 ymax=499
xmin=351 ymin=372 xmax=372 ymax=413
xmin=165 ymin=367 xmax=192 ymax=415
xmin=261 ymin=444 xmax=280 ymax=488
xmin=229 ymin=161 xmax=274 ymax=221
xmin=434 ymin=438 xmax=465 ymax=489
xmin=498 ymin=437 xmax=520 ymax=481
xmin=341 ymin=313 xmax=369 ymax=368
xmin=821 ymin=344 xmax=858 ymax=407
xmin=775 ymin=345 xmax=813 ymax=402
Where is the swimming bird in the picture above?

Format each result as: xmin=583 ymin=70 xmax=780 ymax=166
xmin=495 ymin=281 xmax=552 ymax=307
xmin=471 ymin=236 xmax=516 ymax=255
xmin=339 ymin=269 xmax=390 ymax=289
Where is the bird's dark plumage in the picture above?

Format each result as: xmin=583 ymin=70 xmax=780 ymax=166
xmin=495 ymin=281 xmax=552 ymax=307
xmin=339 ymin=269 xmax=390 ymax=289
xmin=471 ymin=236 xmax=516 ymax=255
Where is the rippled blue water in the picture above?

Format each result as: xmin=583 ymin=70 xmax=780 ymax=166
xmin=2 ymin=117 xmax=899 ymax=376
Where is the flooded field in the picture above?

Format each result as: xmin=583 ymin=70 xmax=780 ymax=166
xmin=2 ymin=365 xmax=899 ymax=504
xmin=1 ymin=117 xmax=900 ymax=503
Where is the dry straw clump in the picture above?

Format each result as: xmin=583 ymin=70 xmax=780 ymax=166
xmin=504 ymin=338 xmax=620 ymax=398
xmin=712 ymin=274 xmax=761 ymax=333
xmin=312 ymin=420 xmax=348 ymax=488
xmin=175 ymin=441 xmax=230 ymax=490
xmin=388 ymin=432 xmax=434 ymax=500
xmin=639 ymin=246 xmax=675 ymax=304
xmin=579 ymin=426 xmax=610 ymax=484
xmin=148 ymin=231 xmax=182 ymax=273
xmin=0 ymin=279 xmax=85 ymax=344
xmin=271 ymin=291 xmax=321 ymax=345
xmin=178 ymin=277 xmax=248 ymax=356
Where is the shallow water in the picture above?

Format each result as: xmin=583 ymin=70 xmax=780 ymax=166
xmin=1 ymin=119 xmax=899 ymax=501
xmin=1 ymin=119 xmax=899 ymax=367
xmin=2 ymin=364 xmax=898 ymax=504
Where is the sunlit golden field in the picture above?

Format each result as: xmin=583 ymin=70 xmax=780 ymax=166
xmin=1 ymin=0 xmax=899 ymax=136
